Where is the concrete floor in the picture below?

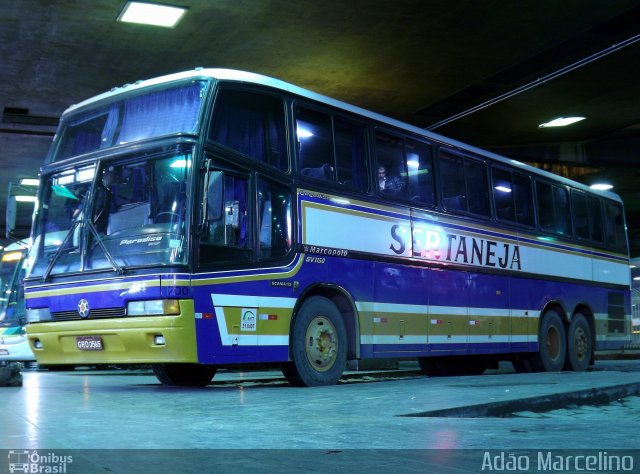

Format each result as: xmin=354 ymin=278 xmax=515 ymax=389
xmin=1 ymin=360 xmax=640 ymax=473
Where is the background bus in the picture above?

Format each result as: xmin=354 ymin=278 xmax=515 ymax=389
xmin=24 ymin=69 xmax=631 ymax=386
xmin=0 ymin=241 xmax=33 ymax=363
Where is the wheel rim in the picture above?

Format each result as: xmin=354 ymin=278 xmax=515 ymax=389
xmin=546 ymin=325 xmax=561 ymax=361
xmin=573 ymin=326 xmax=588 ymax=361
xmin=305 ymin=316 xmax=339 ymax=372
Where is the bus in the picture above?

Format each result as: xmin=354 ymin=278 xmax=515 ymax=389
xmin=0 ymin=241 xmax=33 ymax=363
xmin=24 ymin=69 xmax=631 ymax=386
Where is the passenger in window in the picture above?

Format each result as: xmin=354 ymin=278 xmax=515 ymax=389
xmin=377 ymin=166 xmax=403 ymax=193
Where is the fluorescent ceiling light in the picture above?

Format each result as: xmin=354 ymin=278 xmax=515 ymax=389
xmin=494 ymin=186 xmax=512 ymax=193
xmin=19 ymin=178 xmax=39 ymax=186
xmin=15 ymin=195 xmax=37 ymax=203
xmin=118 ymin=2 xmax=187 ymax=28
xmin=538 ymin=117 xmax=586 ymax=128
xmin=590 ymin=183 xmax=613 ymax=191
xmin=297 ymin=127 xmax=313 ymax=138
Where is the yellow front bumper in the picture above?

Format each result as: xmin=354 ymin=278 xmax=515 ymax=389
xmin=26 ymin=300 xmax=198 ymax=365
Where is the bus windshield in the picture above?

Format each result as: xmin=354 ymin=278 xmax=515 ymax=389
xmin=51 ymin=79 xmax=208 ymax=163
xmin=29 ymin=149 xmax=192 ymax=278
xmin=0 ymin=249 xmax=25 ymax=324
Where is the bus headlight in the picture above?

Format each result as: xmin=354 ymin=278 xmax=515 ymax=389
xmin=127 ymin=300 xmax=180 ymax=316
xmin=27 ymin=308 xmax=52 ymax=323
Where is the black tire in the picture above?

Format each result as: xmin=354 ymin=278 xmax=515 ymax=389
xmin=282 ymin=296 xmax=347 ymax=387
xmin=152 ymin=364 xmax=216 ymax=387
xmin=512 ymin=357 xmax=535 ymax=373
xmin=531 ymin=309 xmax=566 ymax=372
xmin=565 ymin=313 xmax=592 ymax=371
xmin=418 ymin=357 xmax=441 ymax=376
xmin=42 ymin=365 xmax=75 ymax=372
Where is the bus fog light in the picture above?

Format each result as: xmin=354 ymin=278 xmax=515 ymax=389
xmin=154 ymin=335 xmax=165 ymax=345
xmin=34 ymin=339 xmax=43 ymax=349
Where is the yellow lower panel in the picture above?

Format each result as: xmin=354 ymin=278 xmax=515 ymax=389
xmin=26 ymin=300 xmax=198 ymax=365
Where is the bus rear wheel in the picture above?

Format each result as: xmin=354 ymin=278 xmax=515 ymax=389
xmin=152 ymin=364 xmax=216 ymax=387
xmin=531 ymin=309 xmax=566 ymax=372
xmin=282 ymin=296 xmax=347 ymax=387
xmin=565 ymin=313 xmax=592 ymax=371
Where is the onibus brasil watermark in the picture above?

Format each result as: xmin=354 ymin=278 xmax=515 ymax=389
xmin=482 ymin=450 xmax=635 ymax=472
xmin=8 ymin=450 xmax=73 ymax=473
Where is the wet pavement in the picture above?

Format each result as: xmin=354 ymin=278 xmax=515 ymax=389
xmin=1 ymin=360 xmax=639 ymax=473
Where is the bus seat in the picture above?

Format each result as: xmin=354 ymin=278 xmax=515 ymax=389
xmin=443 ymin=195 xmax=466 ymax=211
xmin=301 ymin=163 xmax=334 ymax=180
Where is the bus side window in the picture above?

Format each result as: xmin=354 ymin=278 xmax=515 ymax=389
xmin=604 ymin=201 xmax=626 ymax=251
xmin=536 ymin=181 xmax=571 ymax=236
xmin=257 ymin=178 xmax=292 ymax=259
xmin=536 ymin=181 xmax=554 ymax=232
xmin=572 ymin=191 xmax=590 ymax=239
xmin=439 ymin=151 xmax=466 ymax=212
xmin=465 ymin=158 xmax=489 ymax=216
xmin=588 ymin=195 xmax=604 ymax=243
xmin=513 ymin=173 xmax=534 ymax=227
xmin=210 ymin=90 xmax=287 ymax=171
xmin=493 ymin=167 xmax=515 ymax=222
xmin=375 ymin=131 xmax=407 ymax=196
xmin=204 ymin=172 xmax=249 ymax=250
xmin=334 ymin=117 xmax=368 ymax=191
xmin=296 ymin=107 xmax=334 ymax=182
xmin=406 ymin=139 xmax=435 ymax=206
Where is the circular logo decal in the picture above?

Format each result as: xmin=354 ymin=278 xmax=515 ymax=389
xmin=78 ymin=299 xmax=90 ymax=319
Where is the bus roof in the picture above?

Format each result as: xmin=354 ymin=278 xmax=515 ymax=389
xmin=65 ymin=68 xmax=622 ymax=203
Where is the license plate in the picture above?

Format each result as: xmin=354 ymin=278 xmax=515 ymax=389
xmin=76 ymin=336 xmax=103 ymax=351
xmin=0 ymin=349 xmax=8 ymax=355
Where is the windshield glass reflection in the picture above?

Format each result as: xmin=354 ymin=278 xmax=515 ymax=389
xmin=30 ymin=149 xmax=192 ymax=278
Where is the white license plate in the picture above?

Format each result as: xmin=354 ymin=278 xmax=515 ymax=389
xmin=76 ymin=336 xmax=103 ymax=351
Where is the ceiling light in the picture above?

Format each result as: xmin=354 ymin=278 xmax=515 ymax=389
xmin=538 ymin=117 xmax=586 ymax=128
xmin=118 ymin=2 xmax=187 ymax=28
xmin=19 ymin=178 xmax=39 ymax=186
xmin=494 ymin=186 xmax=512 ymax=193
xmin=634 ymin=277 xmax=640 ymax=281
xmin=590 ymin=183 xmax=613 ymax=191
xmin=15 ymin=195 xmax=37 ymax=202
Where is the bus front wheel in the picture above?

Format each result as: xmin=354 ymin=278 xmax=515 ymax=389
xmin=564 ymin=313 xmax=592 ymax=372
xmin=152 ymin=363 xmax=217 ymax=387
xmin=282 ymin=296 xmax=347 ymax=387
xmin=532 ymin=309 xmax=566 ymax=372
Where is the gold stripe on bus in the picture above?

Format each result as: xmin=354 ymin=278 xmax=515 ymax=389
xmin=25 ymin=279 xmax=162 ymax=299
xmin=191 ymin=255 xmax=304 ymax=286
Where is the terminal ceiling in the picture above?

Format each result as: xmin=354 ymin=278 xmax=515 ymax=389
xmin=2 ymin=0 xmax=640 ymax=255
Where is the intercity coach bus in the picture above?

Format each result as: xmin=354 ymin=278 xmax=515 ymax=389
xmin=24 ymin=69 xmax=631 ymax=386
xmin=0 ymin=241 xmax=32 ymax=363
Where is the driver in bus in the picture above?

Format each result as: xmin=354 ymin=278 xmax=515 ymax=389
xmin=93 ymin=166 xmax=118 ymax=233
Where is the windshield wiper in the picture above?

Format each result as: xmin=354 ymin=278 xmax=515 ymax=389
xmin=42 ymin=219 xmax=81 ymax=282
xmin=85 ymin=220 xmax=125 ymax=275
